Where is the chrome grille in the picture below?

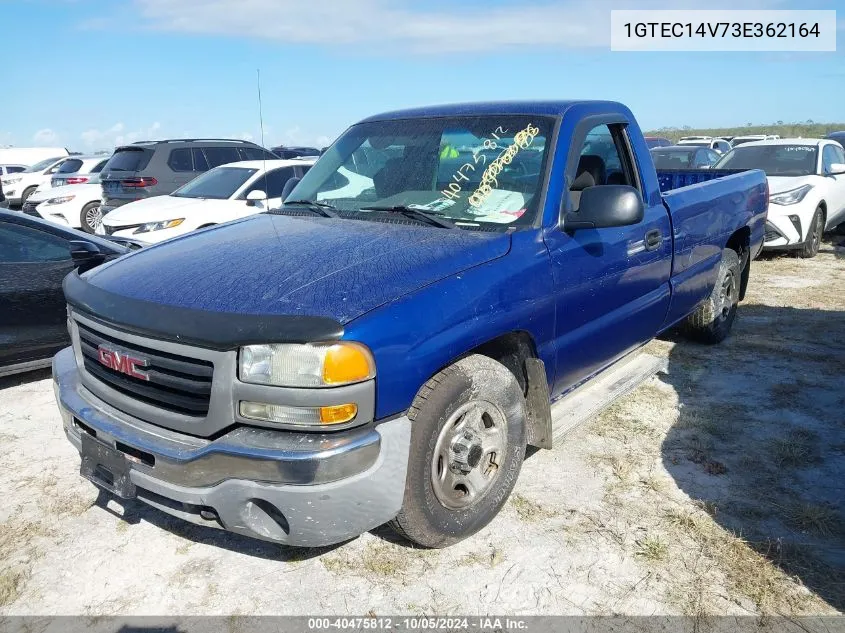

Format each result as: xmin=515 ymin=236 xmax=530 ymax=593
xmin=76 ymin=321 xmax=213 ymax=416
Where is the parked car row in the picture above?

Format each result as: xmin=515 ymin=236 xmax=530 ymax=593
xmin=651 ymin=135 xmax=845 ymax=258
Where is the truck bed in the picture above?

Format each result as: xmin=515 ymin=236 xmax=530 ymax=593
xmin=656 ymin=168 xmax=749 ymax=193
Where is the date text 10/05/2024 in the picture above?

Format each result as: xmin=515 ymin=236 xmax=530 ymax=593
xmin=307 ymin=617 xmax=529 ymax=631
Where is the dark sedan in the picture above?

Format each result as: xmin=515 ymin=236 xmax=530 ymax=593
xmin=650 ymin=145 xmax=722 ymax=170
xmin=0 ymin=210 xmax=131 ymax=378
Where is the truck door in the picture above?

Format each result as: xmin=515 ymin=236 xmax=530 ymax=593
xmin=542 ymin=119 xmax=672 ymax=397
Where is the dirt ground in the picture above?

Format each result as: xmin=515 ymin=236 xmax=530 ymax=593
xmin=1 ymin=236 xmax=843 ymax=620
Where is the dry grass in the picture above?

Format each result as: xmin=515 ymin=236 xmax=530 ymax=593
xmin=635 ymin=535 xmax=669 ymax=562
xmin=785 ymin=502 xmax=841 ymax=537
xmin=458 ymin=546 xmax=505 ymax=568
xmin=769 ymin=429 xmax=821 ymax=468
xmin=510 ymin=493 xmax=559 ymax=522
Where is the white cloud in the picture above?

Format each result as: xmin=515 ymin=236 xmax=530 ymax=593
xmin=33 ymin=128 xmax=60 ymax=146
xmin=132 ymin=0 xmax=794 ymax=52
xmin=79 ymin=122 xmax=162 ymax=149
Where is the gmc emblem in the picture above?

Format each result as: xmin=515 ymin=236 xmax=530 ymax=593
xmin=97 ymin=345 xmax=150 ymax=381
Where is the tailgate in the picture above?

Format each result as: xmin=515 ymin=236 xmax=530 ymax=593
xmin=100 ymin=147 xmax=155 ymax=200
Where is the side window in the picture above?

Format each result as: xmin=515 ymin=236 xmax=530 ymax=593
xmin=192 ymin=148 xmax=210 ymax=172
xmin=168 ymin=148 xmax=194 ymax=172
xmin=56 ymin=159 xmax=83 ymax=174
xmin=833 ymin=145 xmax=845 ymax=165
xmin=204 ymin=147 xmax=240 ymax=168
xmin=822 ymin=145 xmax=838 ymax=173
xmin=46 ymin=161 xmax=65 ymax=174
xmin=91 ymin=160 xmax=108 ymax=174
xmin=0 ymin=223 xmax=70 ymax=263
xmin=7 ymin=166 xmax=26 ymax=174
xmin=244 ymin=167 xmax=296 ymax=199
xmin=571 ymin=123 xmax=638 ymax=209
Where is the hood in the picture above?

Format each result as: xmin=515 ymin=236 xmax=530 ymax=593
xmin=82 ymin=214 xmax=512 ymax=325
xmin=766 ymin=175 xmax=817 ymax=194
xmin=102 ymin=195 xmax=206 ymax=225
xmin=30 ymin=182 xmax=101 ymax=203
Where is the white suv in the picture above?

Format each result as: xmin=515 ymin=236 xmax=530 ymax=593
xmin=0 ymin=156 xmax=70 ymax=206
xmin=714 ymin=138 xmax=845 ymax=258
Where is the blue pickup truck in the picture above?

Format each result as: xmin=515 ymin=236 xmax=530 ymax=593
xmin=52 ymin=101 xmax=767 ymax=548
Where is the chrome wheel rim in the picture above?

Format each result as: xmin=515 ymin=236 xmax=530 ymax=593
xmin=716 ymin=269 xmax=735 ymax=322
xmin=86 ymin=206 xmax=102 ymax=231
xmin=430 ymin=400 xmax=507 ymax=510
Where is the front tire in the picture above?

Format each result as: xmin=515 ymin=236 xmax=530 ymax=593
xmin=799 ymin=207 xmax=823 ymax=259
xmin=683 ymin=248 xmax=741 ymax=344
xmin=79 ymin=202 xmax=102 ymax=234
xmin=389 ymin=355 xmax=527 ymax=548
xmin=20 ymin=186 xmax=36 ymax=206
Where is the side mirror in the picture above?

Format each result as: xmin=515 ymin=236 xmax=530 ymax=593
xmin=246 ymin=189 xmax=267 ymax=207
xmin=827 ymin=163 xmax=845 ymax=176
xmin=281 ymin=177 xmax=300 ymax=202
xmin=69 ymin=240 xmax=105 ymax=270
xmin=563 ymin=185 xmax=644 ymax=231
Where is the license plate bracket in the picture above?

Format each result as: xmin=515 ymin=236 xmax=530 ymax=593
xmin=79 ymin=432 xmax=137 ymax=499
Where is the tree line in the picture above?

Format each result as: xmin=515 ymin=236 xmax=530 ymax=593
xmin=645 ymin=122 xmax=845 ymax=142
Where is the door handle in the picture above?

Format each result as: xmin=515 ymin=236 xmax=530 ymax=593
xmin=645 ymin=229 xmax=662 ymax=251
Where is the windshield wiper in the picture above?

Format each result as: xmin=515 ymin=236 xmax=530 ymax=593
xmin=359 ymin=205 xmax=458 ymax=230
xmin=279 ymin=199 xmax=339 ymax=218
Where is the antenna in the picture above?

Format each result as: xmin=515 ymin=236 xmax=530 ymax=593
xmin=257 ymin=68 xmax=269 ymax=208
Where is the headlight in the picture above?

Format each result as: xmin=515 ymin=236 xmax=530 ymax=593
xmin=44 ymin=195 xmax=75 ymax=205
xmin=3 ymin=177 xmax=22 ymax=185
xmin=770 ymin=184 xmax=813 ymax=206
xmin=239 ymin=342 xmax=376 ymax=388
xmin=133 ymin=218 xmax=185 ymax=234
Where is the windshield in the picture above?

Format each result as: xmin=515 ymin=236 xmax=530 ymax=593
xmin=731 ymin=138 xmax=763 ymax=146
xmin=24 ymin=157 xmax=62 ymax=173
xmin=714 ymin=144 xmax=818 ymax=177
xmin=651 ymin=149 xmax=696 ymax=169
xmin=679 ymin=141 xmax=709 ymax=148
xmin=172 ymin=166 xmax=258 ymax=199
xmin=285 ymin=115 xmax=554 ymax=228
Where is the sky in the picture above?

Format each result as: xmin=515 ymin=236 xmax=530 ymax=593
xmin=2 ymin=0 xmax=844 ymax=152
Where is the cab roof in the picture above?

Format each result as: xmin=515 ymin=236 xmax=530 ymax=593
xmin=359 ymin=100 xmax=624 ymax=122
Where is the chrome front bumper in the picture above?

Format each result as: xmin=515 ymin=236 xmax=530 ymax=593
xmin=53 ymin=347 xmax=411 ymax=546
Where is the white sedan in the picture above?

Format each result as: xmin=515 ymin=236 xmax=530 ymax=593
xmin=30 ymin=175 xmax=104 ymax=233
xmin=98 ymin=158 xmax=315 ymax=244
xmin=713 ymin=138 xmax=845 ymax=258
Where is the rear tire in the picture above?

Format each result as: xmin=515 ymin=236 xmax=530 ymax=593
xmin=79 ymin=202 xmax=102 ymax=234
xmin=389 ymin=355 xmax=527 ymax=548
xmin=799 ymin=207 xmax=823 ymax=259
xmin=683 ymin=248 xmax=741 ymax=344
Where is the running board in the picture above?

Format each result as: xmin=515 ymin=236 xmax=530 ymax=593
xmin=550 ymin=353 xmax=668 ymax=443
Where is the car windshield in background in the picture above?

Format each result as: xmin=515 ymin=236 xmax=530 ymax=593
xmin=286 ymin=115 xmax=555 ymax=228
xmin=171 ymin=166 xmax=258 ymax=199
xmin=23 ymin=157 xmax=62 ymax=173
xmin=714 ymin=144 xmax=818 ymax=177
xmin=651 ymin=149 xmax=696 ymax=169
xmin=680 ymin=141 xmax=710 ymax=147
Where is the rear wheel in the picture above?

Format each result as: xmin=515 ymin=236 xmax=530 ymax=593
xmin=389 ymin=355 xmax=527 ymax=548
xmin=79 ymin=202 xmax=102 ymax=234
xmin=799 ymin=207 xmax=823 ymax=259
xmin=683 ymin=248 xmax=741 ymax=344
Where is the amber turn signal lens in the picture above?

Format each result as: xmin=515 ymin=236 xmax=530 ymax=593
xmin=319 ymin=403 xmax=358 ymax=424
xmin=322 ymin=343 xmax=375 ymax=385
